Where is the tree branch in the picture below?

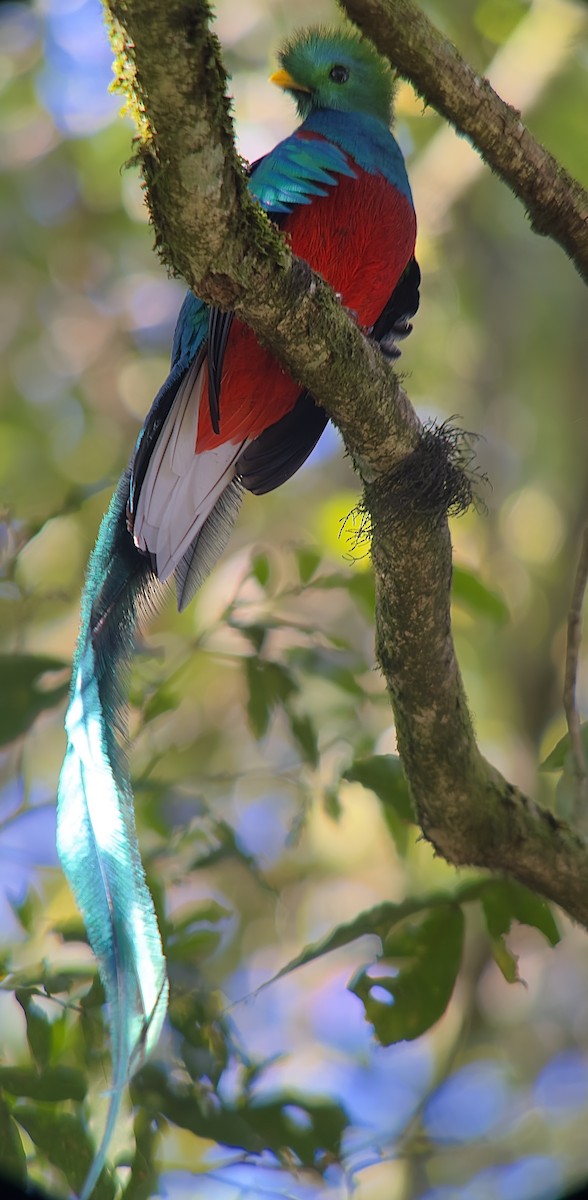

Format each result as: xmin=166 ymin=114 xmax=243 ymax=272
xmin=339 ymin=0 xmax=588 ymax=285
xmin=105 ymin=0 xmax=588 ymax=928
xmin=564 ymin=524 xmax=588 ymax=811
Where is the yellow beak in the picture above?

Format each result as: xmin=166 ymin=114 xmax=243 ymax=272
xmin=269 ymin=68 xmax=311 ymax=93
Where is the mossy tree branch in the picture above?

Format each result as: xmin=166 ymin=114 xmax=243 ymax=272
xmin=340 ymin=0 xmax=588 ymax=284
xmin=104 ymin=0 xmax=588 ymax=927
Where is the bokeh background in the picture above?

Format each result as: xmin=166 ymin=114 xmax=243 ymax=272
xmin=1 ymin=0 xmax=588 ymax=1198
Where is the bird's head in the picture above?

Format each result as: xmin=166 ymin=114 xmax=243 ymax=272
xmin=270 ymin=26 xmax=394 ymax=124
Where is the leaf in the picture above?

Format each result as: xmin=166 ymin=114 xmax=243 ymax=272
xmin=53 ymin=917 xmax=90 ymax=946
xmin=262 ymin=885 xmax=495 ymax=991
xmin=13 ymin=1107 xmax=114 ymax=1200
xmin=306 ymin=571 xmax=351 ymax=591
xmin=304 ymin=566 xmax=375 ymax=617
xmin=343 ymin=755 xmax=415 ymax=822
xmin=540 ymin=723 xmax=588 ymax=771
xmin=79 ymin=974 xmax=106 ymax=1010
xmin=348 ymin=571 xmax=376 ymax=617
xmin=323 ymin=785 xmax=343 ymax=820
xmin=244 ymin=658 xmax=298 ymax=739
xmin=0 ymin=653 xmax=69 ymax=745
xmin=168 ymin=989 xmax=228 ymax=1063
xmin=0 ymin=1066 xmax=87 ymax=1102
xmin=167 ymin=928 xmax=221 ymax=964
xmin=15 ymin=991 xmax=52 ymax=1068
xmin=295 ymin=545 xmax=321 ymax=584
xmin=452 ymin=565 xmax=509 ymax=625
xmin=238 ymin=621 xmax=268 ymax=653
xmin=489 ymin=935 xmax=520 ymax=984
xmin=132 ymin=1064 xmax=346 ymax=1169
xmin=554 ymin=769 xmax=580 ymax=822
xmin=242 ymin=1094 xmax=347 ymax=1168
xmin=168 ymin=900 xmax=231 ymax=932
xmin=79 ymin=979 xmax=109 ymax=1066
xmin=9 ymin=889 xmax=39 ymax=935
xmin=350 ymin=904 xmax=464 ymax=1044
xmin=121 ymin=1109 xmax=160 ymax=1200
xmin=261 ymin=898 xmax=427 ymax=987
xmin=0 ymin=1096 xmax=26 ymax=1183
xmin=474 ymin=0 xmax=528 ymax=43
xmin=142 ymin=687 xmax=180 ymax=725
xmin=45 ymin=968 xmax=93 ymax=994
xmin=251 ymin=551 xmax=271 ymax=588
xmin=287 ymin=646 xmax=365 ymax=697
xmin=0 ymin=962 xmax=92 ymax=996
xmin=287 ymin=710 xmax=319 ymax=767
xmin=480 ymin=879 xmax=559 ymax=947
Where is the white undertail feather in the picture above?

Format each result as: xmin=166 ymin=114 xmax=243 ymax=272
xmin=174 ymin=478 xmax=243 ymax=612
xmin=133 ymin=356 xmax=249 ymax=582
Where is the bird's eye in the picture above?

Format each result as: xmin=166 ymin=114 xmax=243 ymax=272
xmin=329 ymin=64 xmax=349 ymax=84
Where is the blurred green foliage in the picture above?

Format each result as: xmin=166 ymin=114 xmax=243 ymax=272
xmin=1 ymin=1 xmax=588 ymax=1198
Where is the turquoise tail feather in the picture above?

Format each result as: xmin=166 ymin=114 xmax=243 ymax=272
xmin=57 ymin=469 xmax=169 ymax=1199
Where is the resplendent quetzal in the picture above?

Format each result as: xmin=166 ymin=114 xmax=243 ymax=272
xmin=57 ymin=26 xmax=419 ymax=1198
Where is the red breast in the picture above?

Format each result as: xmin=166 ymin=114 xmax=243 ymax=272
xmin=196 ymin=165 xmax=416 ymax=452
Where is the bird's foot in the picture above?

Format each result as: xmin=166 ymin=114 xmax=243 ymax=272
xmin=375 ymin=316 xmax=413 ymax=361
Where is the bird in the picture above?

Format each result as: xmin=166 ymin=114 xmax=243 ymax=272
xmin=56 ymin=25 xmax=419 ymax=1198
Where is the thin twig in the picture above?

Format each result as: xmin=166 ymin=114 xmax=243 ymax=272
xmin=564 ymin=524 xmax=588 ymax=801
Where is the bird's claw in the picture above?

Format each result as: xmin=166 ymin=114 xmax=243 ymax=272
xmin=376 ymin=316 xmax=413 ymax=361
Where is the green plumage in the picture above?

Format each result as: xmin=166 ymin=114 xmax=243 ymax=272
xmin=278 ymin=25 xmax=395 ymax=122
xmin=57 ymin=475 xmax=167 ymax=1200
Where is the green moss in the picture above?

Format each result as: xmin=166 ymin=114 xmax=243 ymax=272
xmin=102 ymin=5 xmax=152 ymax=142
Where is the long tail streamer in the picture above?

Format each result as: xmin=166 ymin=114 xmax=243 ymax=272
xmin=57 ymin=471 xmax=169 ymax=1200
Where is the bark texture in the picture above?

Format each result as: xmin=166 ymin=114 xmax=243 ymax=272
xmin=105 ymin=0 xmax=588 ymax=928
